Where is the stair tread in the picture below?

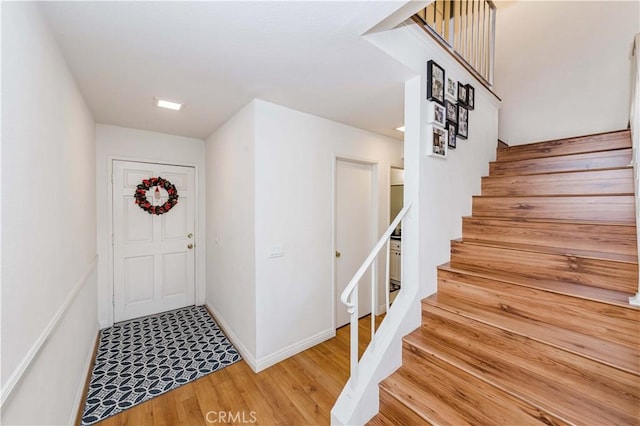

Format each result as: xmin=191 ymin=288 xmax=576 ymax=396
xmin=472 ymin=195 xmax=636 ymax=223
xmin=462 ymin=215 xmax=637 ymax=227
xmin=462 ymin=217 xmax=638 ymax=257
xmin=371 ymin=387 xmax=430 ymax=425
xmin=438 ymin=266 xmax=640 ymax=351
xmin=381 ymin=345 xmax=565 ymax=426
xmin=455 ymin=238 xmax=638 ymax=263
xmin=438 ymin=262 xmax=638 ymax=309
xmin=481 ymin=167 xmax=635 ymax=196
xmin=496 ymin=129 xmax=631 ymax=162
xmin=365 ymin=413 xmax=398 ymax=426
xmin=450 ymin=239 xmax=638 ymax=294
xmin=490 ymin=148 xmax=632 ymax=176
xmin=409 ymin=302 xmax=640 ymax=425
xmin=424 ymin=290 xmax=640 ymax=376
xmin=475 ymin=193 xmax=634 ymax=198
xmin=485 ymin=165 xmax=633 ymax=174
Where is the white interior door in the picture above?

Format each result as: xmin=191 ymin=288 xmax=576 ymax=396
xmin=335 ymin=159 xmax=374 ymax=328
xmin=113 ymin=160 xmax=196 ymax=323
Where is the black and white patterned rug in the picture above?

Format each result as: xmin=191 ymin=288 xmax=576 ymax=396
xmin=81 ymin=306 xmax=241 ymax=425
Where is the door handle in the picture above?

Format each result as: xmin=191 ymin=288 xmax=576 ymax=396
xmin=187 ymin=243 xmax=194 ymax=250
xmin=336 ymin=251 xmax=341 ymax=258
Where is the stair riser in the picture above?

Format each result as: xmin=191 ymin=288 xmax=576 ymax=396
xmin=490 ymin=149 xmax=631 ymax=176
xmin=412 ymin=305 xmax=640 ymax=425
xmin=472 ymin=195 xmax=636 ymax=223
xmin=427 ymin=288 xmax=639 ymax=375
xmin=396 ymin=343 xmax=567 ymax=426
xmin=376 ymin=387 xmax=427 ymax=425
xmin=481 ymin=168 xmax=634 ymax=196
xmin=449 ymin=241 xmax=637 ymax=293
xmin=436 ymin=269 xmax=640 ymax=349
xmin=496 ymin=130 xmax=631 ymax=162
xmin=462 ymin=218 xmax=638 ymax=256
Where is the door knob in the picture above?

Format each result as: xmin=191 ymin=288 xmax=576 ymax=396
xmin=336 ymin=251 xmax=341 ymax=258
xmin=187 ymin=243 xmax=194 ymax=250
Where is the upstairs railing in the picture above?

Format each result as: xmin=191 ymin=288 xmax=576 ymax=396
xmin=340 ymin=203 xmax=412 ymax=390
xmin=414 ymin=0 xmax=496 ymax=86
xmin=629 ymin=33 xmax=640 ymax=306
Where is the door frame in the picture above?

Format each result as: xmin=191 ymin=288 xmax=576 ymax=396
xmin=105 ymin=156 xmax=203 ymax=327
xmin=332 ymin=155 xmax=379 ymax=330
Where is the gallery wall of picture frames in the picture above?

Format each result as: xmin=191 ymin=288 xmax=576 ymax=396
xmin=426 ymin=59 xmax=475 ymax=158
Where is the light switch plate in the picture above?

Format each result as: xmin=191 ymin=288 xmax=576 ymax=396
xmin=268 ymin=245 xmax=284 ymax=258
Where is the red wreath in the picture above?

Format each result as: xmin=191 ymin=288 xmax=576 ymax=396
xmin=134 ymin=176 xmax=179 ymax=215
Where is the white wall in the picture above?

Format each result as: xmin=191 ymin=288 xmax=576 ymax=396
xmin=253 ymin=100 xmax=403 ymax=368
xmin=332 ymin=22 xmax=500 ymax=425
xmin=494 ymin=1 xmax=640 ymax=146
xmin=204 ymin=102 xmax=257 ymax=363
xmin=203 ymin=99 xmax=402 ymax=370
xmin=1 ymin=3 xmax=98 ymax=424
xmin=96 ymin=124 xmax=206 ymax=328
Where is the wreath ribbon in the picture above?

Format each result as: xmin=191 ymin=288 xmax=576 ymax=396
xmin=134 ymin=176 xmax=179 ymax=215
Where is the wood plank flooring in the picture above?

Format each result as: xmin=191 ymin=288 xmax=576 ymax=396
xmin=82 ymin=314 xmax=382 ymax=426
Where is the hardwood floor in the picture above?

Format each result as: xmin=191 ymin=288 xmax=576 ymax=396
xmin=84 ymin=314 xmax=383 ymax=426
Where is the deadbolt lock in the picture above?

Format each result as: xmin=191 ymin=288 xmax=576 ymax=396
xmin=336 ymin=251 xmax=341 ymax=258
xmin=187 ymin=233 xmax=193 ymax=239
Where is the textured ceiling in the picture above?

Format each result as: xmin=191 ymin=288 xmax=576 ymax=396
xmin=41 ymin=1 xmax=416 ymax=140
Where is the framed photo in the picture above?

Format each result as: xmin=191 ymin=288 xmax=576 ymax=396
xmin=427 ymin=101 xmax=446 ymax=127
xmin=466 ymin=84 xmax=475 ymax=110
xmin=445 ymin=100 xmax=457 ymax=124
xmin=427 ymin=124 xmax=448 ymax=158
xmin=427 ymin=60 xmax=445 ymax=105
xmin=447 ymin=122 xmax=457 ymax=149
xmin=457 ymin=82 xmax=468 ymax=106
xmin=457 ymin=104 xmax=469 ymax=140
xmin=445 ymin=77 xmax=457 ymax=102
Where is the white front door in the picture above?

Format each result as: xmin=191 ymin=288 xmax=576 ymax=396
xmin=335 ymin=159 xmax=374 ymax=328
xmin=113 ymin=160 xmax=196 ymax=322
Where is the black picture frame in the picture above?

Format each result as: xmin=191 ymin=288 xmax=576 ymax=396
xmin=457 ymin=83 xmax=468 ymax=106
xmin=445 ymin=100 xmax=457 ymax=124
xmin=457 ymin=104 xmax=469 ymax=140
xmin=466 ymin=84 xmax=475 ymax=110
xmin=447 ymin=122 xmax=457 ymax=149
xmin=427 ymin=60 xmax=445 ymax=105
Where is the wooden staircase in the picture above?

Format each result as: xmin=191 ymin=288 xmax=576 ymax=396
xmin=369 ymin=129 xmax=640 ymax=425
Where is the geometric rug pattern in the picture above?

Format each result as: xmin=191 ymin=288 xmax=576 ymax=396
xmin=81 ymin=306 xmax=241 ymax=425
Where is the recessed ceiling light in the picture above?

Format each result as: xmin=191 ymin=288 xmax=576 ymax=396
xmin=155 ymin=98 xmax=183 ymax=111
xmin=395 ymin=126 xmax=405 ymax=132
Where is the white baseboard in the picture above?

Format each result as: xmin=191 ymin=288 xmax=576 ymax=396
xmin=255 ymin=328 xmax=335 ymax=372
xmin=69 ymin=334 xmax=99 ymax=425
xmin=99 ymin=320 xmax=110 ymax=329
xmin=204 ymin=302 xmax=258 ymax=371
xmin=0 ymin=255 xmax=99 ymax=408
xmin=204 ymin=302 xmax=335 ymax=373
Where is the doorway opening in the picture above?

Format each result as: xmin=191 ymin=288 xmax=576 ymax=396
xmin=334 ymin=158 xmax=377 ymax=329
xmin=389 ymin=166 xmax=404 ymax=305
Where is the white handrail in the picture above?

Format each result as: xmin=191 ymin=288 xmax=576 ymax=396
xmin=629 ymin=33 xmax=640 ymax=306
xmin=340 ymin=202 xmax=412 ymax=389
